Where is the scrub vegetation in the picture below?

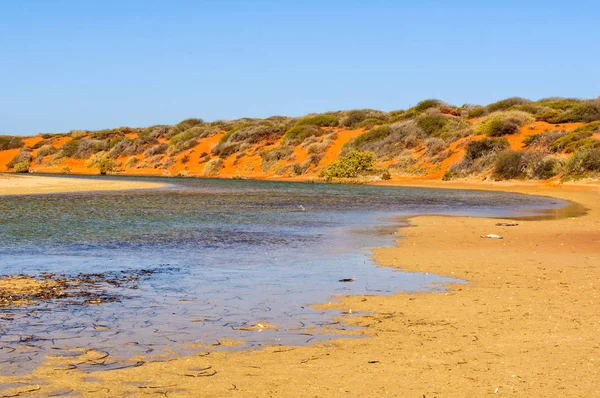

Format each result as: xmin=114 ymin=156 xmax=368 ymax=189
xmin=2 ymin=96 xmax=600 ymax=181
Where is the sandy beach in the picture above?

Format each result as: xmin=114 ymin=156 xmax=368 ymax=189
xmin=0 ymin=180 xmax=598 ymax=397
xmin=0 ymin=174 xmax=164 ymax=196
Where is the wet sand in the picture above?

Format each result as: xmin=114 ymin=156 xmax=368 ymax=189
xmin=0 ymin=180 xmax=599 ymax=396
xmin=0 ymin=174 xmax=164 ymax=195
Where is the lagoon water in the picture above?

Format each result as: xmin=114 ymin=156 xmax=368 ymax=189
xmin=0 ymin=177 xmax=569 ymax=374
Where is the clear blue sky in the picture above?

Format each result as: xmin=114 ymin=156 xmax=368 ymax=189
xmin=1 ymin=0 xmax=599 ymax=135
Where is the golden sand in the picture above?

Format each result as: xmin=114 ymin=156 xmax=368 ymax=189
xmin=0 ymin=181 xmax=598 ymax=397
xmin=0 ymin=174 xmax=164 ymax=195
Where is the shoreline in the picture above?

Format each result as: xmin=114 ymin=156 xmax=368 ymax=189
xmin=0 ymin=173 xmax=165 ymax=195
xmin=0 ymin=179 xmax=598 ymax=396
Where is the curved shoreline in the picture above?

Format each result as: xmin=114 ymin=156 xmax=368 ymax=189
xmin=0 ymin=180 xmax=598 ymax=396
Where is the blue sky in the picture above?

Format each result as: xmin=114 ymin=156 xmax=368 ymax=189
xmin=1 ymin=0 xmax=599 ymax=135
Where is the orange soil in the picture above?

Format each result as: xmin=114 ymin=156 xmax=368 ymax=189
xmin=317 ymin=128 xmax=364 ymax=169
xmin=506 ymin=121 xmax=583 ymax=150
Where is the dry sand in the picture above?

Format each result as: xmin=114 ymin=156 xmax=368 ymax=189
xmin=0 ymin=181 xmax=598 ymax=397
xmin=0 ymin=174 xmax=164 ymax=195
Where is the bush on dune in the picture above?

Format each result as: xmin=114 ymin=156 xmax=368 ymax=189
xmin=486 ymin=97 xmax=532 ymax=112
xmin=535 ymin=98 xmax=600 ymax=123
xmin=493 ymin=150 xmax=564 ymax=180
xmin=446 ymin=137 xmax=509 ymax=179
xmin=145 ymin=143 xmax=168 ymax=157
xmin=166 ymin=118 xmax=204 ymax=139
xmin=474 ymin=111 xmax=534 ymax=136
xmin=321 ymin=150 xmax=376 ymax=180
xmin=260 ymin=145 xmax=294 ymax=172
xmin=85 ymin=152 xmax=116 ymax=174
xmin=550 ymin=122 xmax=600 ymax=153
xmin=344 ymin=121 xmax=424 ymax=160
xmin=0 ymin=136 xmax=25 ymax=151
xmin=415 ymin=112 xmax=473 ymax=140
xmin=564 ymin=148 xmax=600 ymax=178
xmin=295 ymin=114 xmax=339 ymax=127
xmin=340 ymin=109 xmax=389 ymax=128
xmin=204 ymin=158 xmax=223 ymax=176
xmin=6 ymin=147 xmax=33 ymax=172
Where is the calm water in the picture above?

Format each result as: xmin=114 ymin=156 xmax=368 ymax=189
xmin=0 ymin=176 xmax=574 ymax=375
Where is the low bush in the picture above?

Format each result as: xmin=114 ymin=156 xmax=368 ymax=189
xmin=0 ymin=136 xmax=24 ymax=151
xmin=486 ymin=97 xmax=532 ymax=112
xmin=424 ymin=137 xmax=446 ymax=155
xmin=447 ymin=137 xmax=510 ymax=178
xmin=523 ymin=130 xmax=565 ymax=150
xmin=321 ymin=150 xmax=376 ymax=180
xmin=340 ymin=109 xmax=389 ymax=128
xmin=167 ymin=138 xmax=198 ymax=156
xmin=6 ymin=148 xmax=32 ymax=172
xmin=465 ymin=137 xmax=510 ymax=161
xmin=550 ymin=122 xmax=600 ymax=153
xmin=144 ymin=143 xmax=168 ymax=157
xmin=564 ymin=148 xmax=600 ymax=177
xmin=344 ymin=121 xmax=425 ymax=160
xmin=125 ymin=156 xmax=138 ymax=169
xmin=415 ymin=112 xmax=472 ymax=140
xmin=535 ymin=98 xmax=600 ymax=123
xmin=282 ymin=124 xmax=324 ymax=144
xmin=465 ymin=105 xmax=488 ymax=118
xmin=493 ymin=150 xmax=525 ymax=180
xmin=296 ymin=114 xmax=339 ymax=127
xmin=166 ymin=118 xmax=204 ymax=139
xmin=85 ymin=152 xmax=115 ymax=174
xmin=474 ymin=111 xmax=534 ymax=136
xmin=358 ymin=118 xmax=385 ymax=129
xmin=36 ymin=144 xmax=57 ymax=158
xmin=260 ymin=145 xmax=294 ymax=172
xmin=204 ymin=158 xmax=223 ymax=176
xmin=139 ymin=125 xmax=170 ymax=139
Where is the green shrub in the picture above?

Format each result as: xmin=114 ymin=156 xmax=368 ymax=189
xmin=415 ymin=112 xmax=472 ymax=140
xmin=296 ymin=114 xmax=339 ymax=127
xmin=170 ymin=126 xmax=218 ymax=145
xmin=139 ymin=125 xmax=170 ymax=139
xmin=465 ymin=137 xmax=510 ymax=161
xmin=358 ymin=118 xmax=386 ymax=129
xmin=6 ymin=148 xmax=33 ymax=170
xmin=535 ymin=98 xmax=600 ymax=123
xmin=144 ymin=143 xmax=168 ymax=157
xmin=36 ymin=144 xmax=57 ymax=158
xmin=564 ymin=148 xmax=600 ymax=177
xmin=493 ymin=150 xmax=525 ymax=180
xmin=321 ymin=150 xmax=376 ymax=180
xmin=125 ymin=156 xmax=138 ymax=169
xmin=466 ymin=106 xmax=487 ymax=118
xmin=486 ymin=97 xmax=532 ymax=112
xmin=424 ymin=137 xmax=446 ymax=155
xmin=341 ymin=109 xmax=389 ymax=128
xmin=345 ymin=121 xmax=424 ymax=160
xmin=474 ymin=111 xmax=534 ymax=136
xmin=166 ymin=118 xmax=204 ymax=139
xmin=85 ymin=152 xmax=115 ymax=174
xmin=204 ymin=158 xmax=223 ymax=176
xmin=283 ymin=124 xmax=324 ymax=143
xmin=12 ymin=160 xmax=31 ymax=173
xmin=550 ymin=122 xmax=600 ymax=153
xmin=0 ymin=136 xmax=25 ymax=151
xmin=181 ymin=155 xmax=189 ymax=164
xmin=523 ymin=131 xmax=565 ymax=150
xmin=260 ymin=145 xmax=294 ymax=172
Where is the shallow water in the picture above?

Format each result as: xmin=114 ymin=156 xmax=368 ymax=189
xmin=0 ymin=177 xmax=574 ymax=375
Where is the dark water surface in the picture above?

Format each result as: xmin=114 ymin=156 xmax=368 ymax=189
xmin=0 ymin=176 xmax=574 ymax=375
